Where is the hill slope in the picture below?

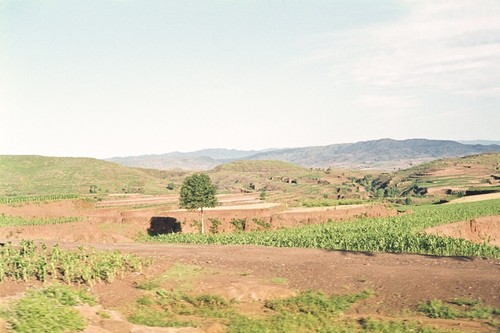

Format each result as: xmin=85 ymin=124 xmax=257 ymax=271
xmin=371 ymin=152 xmax=500 ymax=197
xmin=107 ymin=139 xmax=500 ymax=170
xmin=0 ymin=155 xmax=169 ymax=196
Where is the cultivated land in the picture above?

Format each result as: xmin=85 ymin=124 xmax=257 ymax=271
xmin=0 ymin=153 xmax=499 ymax=332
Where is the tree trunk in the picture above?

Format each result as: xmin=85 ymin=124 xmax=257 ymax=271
xmin=200 ymin=207 xmax=205 ymax=234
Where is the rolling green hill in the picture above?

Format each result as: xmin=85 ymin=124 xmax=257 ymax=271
xmin=0 ymin=155 xmax=169 ymax=196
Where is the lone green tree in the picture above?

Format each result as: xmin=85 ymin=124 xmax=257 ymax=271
xmin=179 ymin=173 xmax=218 ymax=234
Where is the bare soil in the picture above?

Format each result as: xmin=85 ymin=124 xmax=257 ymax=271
xmin=425 ymin=215 xmax=500 ymax=246
xmin=0 ymin=199 xmax=394 ymax=240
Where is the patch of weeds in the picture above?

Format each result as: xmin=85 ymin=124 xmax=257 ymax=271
xmin=136 ymin=295 xmax=155 ymax=306
xmin=128 ymin=306 xmax=195 ymax=328
xmin=418 ymin=299 xmax=458 ymax=319
xmin=265 ymin=289 xmax=373 ymax=316
xmin=230 ymin=218 xmax=247 ymax=232
xmin=40 ymin=284 xmax=96 ymax=306
xmin=270 ymin=277 xmax=288 ymax=285
xmin=127 ymin=288 xmax=446 ymax=332
xmin=208 ymin=218 xmax=221 ymax=234
xmin=418 ymin=298 xmax=500 ymax=321
xmin=358 ymin=317 xmax=447 ymax=333
xmin=1 ymin=284 xmax=94 ymax=333
xmin=135 ymin=279 xmax=161 ymax=290
xmin=97 ymin=310 xmax=111 ymax=319
xmin=128 ymin=289 xmax=230 ymax=327
xmin=252 ymin=218 xmax=272 ymax=230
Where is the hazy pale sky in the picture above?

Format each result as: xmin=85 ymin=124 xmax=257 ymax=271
xmin=1 ymin=0 xmax=499 ymax=158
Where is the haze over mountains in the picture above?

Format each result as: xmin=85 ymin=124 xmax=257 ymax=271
xmin=107 ymin=138 xmax=500 ymax=171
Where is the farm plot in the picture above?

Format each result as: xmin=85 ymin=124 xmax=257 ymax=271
xmin=146 ymin=199 xmax=500 ymax=258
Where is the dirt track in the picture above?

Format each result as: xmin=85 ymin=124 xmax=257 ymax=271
xmin=2 ymin=239 xmax=499 ymax=314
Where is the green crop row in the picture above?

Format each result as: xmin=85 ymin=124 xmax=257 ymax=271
xmin=0 ymin=194 xmax=79 ymax=205
xmin=144 ymin=199 xmax=500 ymax=258
xmin=0 ymin=240 xmax=146 ymax=285
xmin=0 ymin=214 xmax=82 ymax=227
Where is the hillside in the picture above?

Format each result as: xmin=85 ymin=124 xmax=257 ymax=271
xmin=0 ymin=155 xmax=169 ymax=196
xmin=207 ymin=160 xmax=369 ymax=204
xmin=370 ymin=153 xmax=500 ymax=198
xmin=107 ymin=139 xmax=500 ymax=170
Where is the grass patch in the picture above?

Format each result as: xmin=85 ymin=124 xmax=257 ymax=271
xmin=301 ymin=198 xmax=365 ymax=207
xmin=0 ymin=214 xmax=82 ymax=227
xmin=0 ymin=284 xmax=94 ymax=333
xmin=127 ymin=287 xmax=449 ymax=332
xmin=270 ymin=277 xmax=288 ymax=285
xmin=0 ymin=194 xmax=80 ymax=205
xmin=418 ymin=299 xmax=500 ymax=320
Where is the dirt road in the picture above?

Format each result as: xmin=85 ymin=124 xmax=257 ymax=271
xmin=4 ymin=239 xmax=498 ymax=313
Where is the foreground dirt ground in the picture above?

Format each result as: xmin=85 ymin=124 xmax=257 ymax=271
xmin=0 ymin=197 xmax=499 ymax=332
xmin=1 ymin=241 xmax=499 ymax=333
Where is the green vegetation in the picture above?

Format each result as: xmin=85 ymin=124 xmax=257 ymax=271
xmin=135 ymin=264 xmax=205 ymax=293
xmin=270 ymin=277 xmax=288 ymax=285
xmin=0 ymin=155 xmax=168 ymax=196
xmin=0 ymin=215 xmax=82 ymax=227
xmin=180 ymin=173 xmax=218 ymax=234
xmin=368 ymin=153 xmax=500 ymax=199
xmin=301 ymin=198 xmax=365 ymax=207
xmin=0 ymin=284 xmax=94 ymax=333
xmin=212 ymin=160 xmax=306 ymax=173
xmin=0 ymin=241 xmax=145 ymax=284
xmin=128 ymin=286 xmax=448 ymax=332
xmin=0 ymin=194 xmax=79 ymax=205
xmin=144 ymin=199 xmax=500 ymax=258
xmin=418 ymin=298 xmax=500 ymax=320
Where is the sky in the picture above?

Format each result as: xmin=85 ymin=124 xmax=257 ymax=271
xmin=1 ymin=0 xmax=499 ymax=158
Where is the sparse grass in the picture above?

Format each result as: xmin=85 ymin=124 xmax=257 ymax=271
xmin=301 ymin=198 xmax=365 ymax=207
xmin=97 ymin=310 xmax=111 ymax=319
xmin=0 ymin=214 xmax=82 ymax=227
xmin=0 ymin=194 xmax=80 ymax=205
xmin=418 ymin=298 xmax=500 ymax=321
xmin=134 ymin=264 xmax=205 ymax=293
xmin=162 ymin=264 xmax=204 ymax=284
xmin=270 ymin=277 xmax=288 ymax=285
xmin=0 ymin=284 xmax=94 ymax=333
xmin=127 ymin=287 xmax=449 ymax=332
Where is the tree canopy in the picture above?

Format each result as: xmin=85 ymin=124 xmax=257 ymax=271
xmin=179 ymin=173 xmax=218 ymax=233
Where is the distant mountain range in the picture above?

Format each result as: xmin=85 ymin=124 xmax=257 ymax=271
xmin=107 ymin=139 xmax=500 ymax=170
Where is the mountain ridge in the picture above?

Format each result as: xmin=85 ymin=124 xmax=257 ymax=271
xmin=106 ymin=138 xmax=500 ymax=171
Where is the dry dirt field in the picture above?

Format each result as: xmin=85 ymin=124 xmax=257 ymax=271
xmin=0 ymin=195 xmax=499 ymax=333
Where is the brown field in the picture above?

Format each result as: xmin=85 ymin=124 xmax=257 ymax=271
xmin=0 ymin=194 xmax=499 ymax=333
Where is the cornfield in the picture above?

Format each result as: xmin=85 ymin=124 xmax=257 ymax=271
xmin=0 ymin=241 xmax=146 ymax=285
xmin=0 ymin=194 xmax=79 ymax=205
xmin=145 ymin=199 xmax=500 ymax=258
xmin=0 ymin=215 xmax=82 ymax=227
